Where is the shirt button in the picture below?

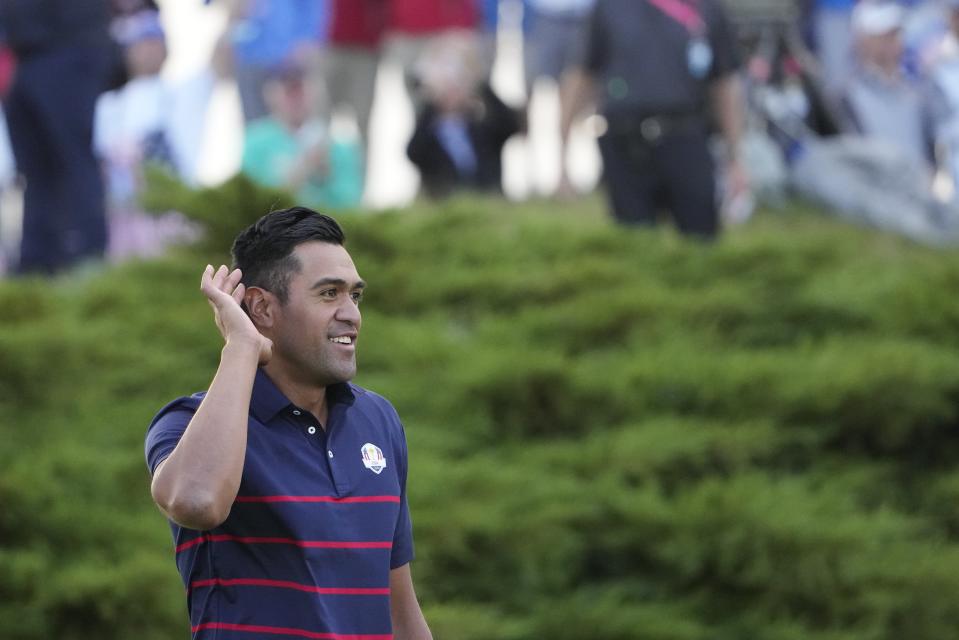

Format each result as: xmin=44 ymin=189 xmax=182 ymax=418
xmin=307 ymin=426 xmax=316 ymax=435
xmin=293 ymin=409 xmax=301 ymax=416
xmin=327 ymin=450 xmax=334 ymax=459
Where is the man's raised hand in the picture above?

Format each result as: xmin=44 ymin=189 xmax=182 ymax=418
xmin=200 ymin=265 xmax=273 ymax=365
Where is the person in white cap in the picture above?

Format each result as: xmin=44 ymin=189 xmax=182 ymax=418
xmin=841 ymin=0 xmax=936 ymax=172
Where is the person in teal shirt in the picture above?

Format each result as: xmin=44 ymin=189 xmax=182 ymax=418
xmin=242 ymin=62 xmax=363 ymax=209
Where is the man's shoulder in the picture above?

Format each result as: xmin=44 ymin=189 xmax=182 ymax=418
xmin=346 ymin=382 xmax=394 ymax=410
xmin=345 ymin=384 xmax=409 ymax=462
xmin=345 ymin=383 xmax=403 ymax=425
xmin=148 ymin=391 xmax=207 ymax=430
xmin=144 ymin=392 xmax=209 ymax=473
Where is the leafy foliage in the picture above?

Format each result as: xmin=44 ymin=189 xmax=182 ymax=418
xmin=2 ymin=181 xmax=959 ymax=639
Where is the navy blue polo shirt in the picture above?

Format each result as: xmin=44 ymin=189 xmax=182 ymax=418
xmin=145 ymin=369 xmax=415 ymax=640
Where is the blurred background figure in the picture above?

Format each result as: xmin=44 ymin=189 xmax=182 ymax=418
xmin=478 ymin=0 xmax=511 ymax=73
xmin=406 ymin=33 xmax=523 ymax=198
xmin=840 ymin=0 xmax=935 ymax=172
xmin=0 ymin=0 xmax=113 ymax=274
xmin=810 ymin=0 xmax=857 ymax=102
xmin=241 ymin=61 xmax=363 ymax=209
xmin=321 ymin=0 xmax=388 ymax=189
xmin=107 ymin=0 xmax=160 ymax=89
xmin=929 ymin=0 xmax=959 ymax=191
xmin=220 ymin=0 xmax=328 ymax=123
xmin=0 ymin=43 xmax=17 ymax=274
xmin=7 ymin=0 xmax=952 ymax=266
xmin=95 ymin=8 xmax=211 ymax=261
xmin=524 ymin=0 xmax=595 ymax=197
xmin=745 ymin=0 xmax=959 ymax=246
xmin=323 ymin=0 xmax=387 ymax=145
xmin=564 ymin=0 xmax=748 ymax=238
xmin=384 ymin=0 xmax=480 ymax=111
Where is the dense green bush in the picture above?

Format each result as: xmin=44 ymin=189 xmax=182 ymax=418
xmin=2 ymin=180 xmax=959 ymax=639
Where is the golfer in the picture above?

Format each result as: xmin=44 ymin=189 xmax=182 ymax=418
xmin=145 ymin=207 xmax=432 ymax=639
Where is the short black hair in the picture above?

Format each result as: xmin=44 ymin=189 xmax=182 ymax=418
xmin=231 ymin=206 xmax=346 ymax=303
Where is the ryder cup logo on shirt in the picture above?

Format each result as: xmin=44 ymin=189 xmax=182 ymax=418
xmin=360 ymin=443 xmax=387 ymax=475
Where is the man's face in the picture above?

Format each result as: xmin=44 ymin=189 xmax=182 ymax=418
xmin=270 ymin=241 xmax=364 ymax=386
xmin=265 ymin=76 xmax=311 ymax=129
xmin=125 ymin=37 xmax=167 ymax=77
xmin=859 ymin=29 xmax=903 ymax=71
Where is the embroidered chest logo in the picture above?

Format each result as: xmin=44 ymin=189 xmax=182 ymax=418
xmin=360 ymin=443 xmax=387 ymax=475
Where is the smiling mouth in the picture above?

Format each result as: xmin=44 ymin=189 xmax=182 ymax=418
xmin=329 ymin=336 xmax=354 ymax=345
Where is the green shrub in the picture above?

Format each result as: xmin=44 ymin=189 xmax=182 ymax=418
xmin=3 ymin=180 xmax=959 ymax=638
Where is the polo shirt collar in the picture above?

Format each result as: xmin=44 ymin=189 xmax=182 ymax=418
xmin=251 ymin=368 xmax=356 ymax=424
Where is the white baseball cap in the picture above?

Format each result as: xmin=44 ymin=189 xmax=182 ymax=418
xmin=851 ymin=1 xmax=905 ymax=36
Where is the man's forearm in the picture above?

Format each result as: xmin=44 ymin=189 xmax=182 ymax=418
xmin=390 ymin=565 xmax=432 ymax=640
xmin=151 ymin=341 xmax=260 ymax=530
xmin=560 ymin=68 xmax=598 ymax=138
xmin=710 ymin=74 xmax=744 ymax=160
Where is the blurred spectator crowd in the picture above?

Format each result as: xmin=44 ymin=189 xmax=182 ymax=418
xmin=1 ymin=0 xmax=959 ymax=274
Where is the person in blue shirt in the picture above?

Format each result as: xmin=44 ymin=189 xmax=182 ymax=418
xmin=222 ymin=0 xmax=329 ymax=121
xmin=146 ymin=207 xmax=432 ymax=640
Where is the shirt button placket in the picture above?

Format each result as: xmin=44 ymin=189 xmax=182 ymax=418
xmin=327 ymin=439 xmax=343 ymax=491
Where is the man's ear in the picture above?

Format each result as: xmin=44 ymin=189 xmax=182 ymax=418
xmin=244 ymin=287 xmax=276 ymax=329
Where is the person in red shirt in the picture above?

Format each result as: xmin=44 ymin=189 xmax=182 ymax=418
xmin=389 ymin=0 xmax=477 ymax=34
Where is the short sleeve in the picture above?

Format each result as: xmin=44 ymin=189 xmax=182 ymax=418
xmin=707 ymin=0 xmax=741 ymax=79
xmin=582 ymin=1 xmax=607 ymax=73
xmin=389 ymin=421 xmax=415 ymax=569
xmin=144 ymin=397 xmax=202 ymax=476
xmin=293 ymin=0 xmax=327 ymax=45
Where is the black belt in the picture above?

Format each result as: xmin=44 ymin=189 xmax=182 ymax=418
xmin=607 ymin=112 xmax=707 ymax=143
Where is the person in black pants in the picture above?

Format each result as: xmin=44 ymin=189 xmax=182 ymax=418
xmin=1 ymin=0 xmax=113 ymax=274
xmin=564 ymin=0 xmax=748 ymax=238
xmin=597 ymin=118 xmax=720 ymax=235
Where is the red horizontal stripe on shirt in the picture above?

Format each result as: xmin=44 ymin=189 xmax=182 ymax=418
xmin=190 ymin=578 xmax=390 ymax=596
xmin=235 ymin=495 xmax=400 ymax=504
xmin=191 ymin=622 xmax=392 ymax=640
xmin=176 ymin=535 xmax=393 ymax=554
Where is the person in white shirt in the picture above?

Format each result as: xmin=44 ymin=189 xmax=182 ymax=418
xmin=94 ymin=10 xmax=211 ymax=260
